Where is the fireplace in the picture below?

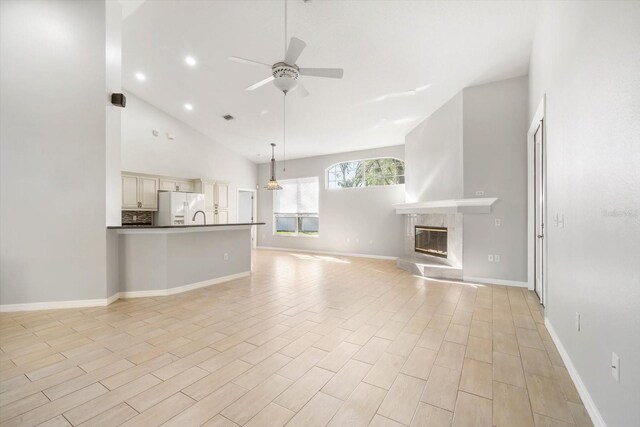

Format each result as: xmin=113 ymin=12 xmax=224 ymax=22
xmin=415 ymin=226 xmax=448 ymax=258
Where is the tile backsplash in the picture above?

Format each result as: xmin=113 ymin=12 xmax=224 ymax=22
xmin=122 ymin=211 xmax=153 ymax=225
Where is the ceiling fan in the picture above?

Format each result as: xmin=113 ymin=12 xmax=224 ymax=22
xmin=229 ymin=37 xmax=344 ymax=96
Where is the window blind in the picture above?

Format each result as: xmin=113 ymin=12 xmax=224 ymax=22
xmin=274 ymin=177 xmax=319 ymax=214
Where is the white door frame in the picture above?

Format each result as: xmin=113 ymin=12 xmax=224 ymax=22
xmin=527 ymin=95 xmax=547 ymax=306
xmin=237 ymin=188 xmax=257 ymax=249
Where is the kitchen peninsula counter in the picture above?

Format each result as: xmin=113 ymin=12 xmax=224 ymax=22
xmin=108 ymin=222 xmax=264 ymax=231
xmin=108 ymin=223 xmax=264 ymax=297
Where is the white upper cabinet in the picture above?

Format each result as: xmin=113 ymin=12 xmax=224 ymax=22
xmin=122 ymin=175 xmax=139 ymax=209
xmin=215 ymin=183 xmax=229 ymax=210
xmin=202 ymin=182 xmax=215 ymax=211
xmin=122 ymin=173 xmax=159 ymax=211
xmin=159 ymin=179 xmax=194 ymax=192
xmin=139 ymin=177 xmax=158 ymax=209
xmin=159 ymin=179 xmax=177 ymax=192
xmin=178 ymin=180 xmax=194 ymax=192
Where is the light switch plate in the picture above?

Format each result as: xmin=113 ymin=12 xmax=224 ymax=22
xmin=494 ymin=255 xmax=500 ymax=262
xmin=495 ymin=218 xmax=501 ymax=226
xmin=475 ymin=190 xmax=485 ymax=196
xmin=575 ymin=312 xmax=581 ymax=331
xmin=488 ymin=254 xmax=494 ymax=262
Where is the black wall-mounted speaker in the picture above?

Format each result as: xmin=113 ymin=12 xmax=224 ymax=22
xmin=111 ymin=93 xmax=126 ymax=108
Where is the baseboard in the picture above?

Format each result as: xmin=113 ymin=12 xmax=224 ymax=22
xmin=106 ymin=292 xmax=120 ymax=305
xmin=0 ymin=298 xmax=110 ymax=313
xmin=256 ymin=246 xmax=398 ymax=261
xmin=545 ymin=318 xmax=606 ymax=427
xmin=462 ymin=276 xmax=529 ymax=288
xmin=0 ymin=272 xmax=251 ymax=312
xmin=118 ymin=271 xmax=251 ymax=299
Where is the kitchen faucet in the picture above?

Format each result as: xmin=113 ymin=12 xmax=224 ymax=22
xmin=192 ymin=210 xmax=206 ymax=224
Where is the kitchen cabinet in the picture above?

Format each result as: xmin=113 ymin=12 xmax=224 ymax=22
xmin=195 ymin=180 xmax=228 ymax=224
xmin=215 ymin=183 xmax=229 ymax=210
xmin=202 ymin=182 xmax=215 ymax=211
xmin=139 ymin=177 xmax=158 ymax=209
xmin=122 ymin=175 xmax=139 ymax=209
xmin=159 ymin=179 xmax=194 ymax=192
xmin=215 ymin=183 xmax=229 ymax=224
xmin=122 ymin=174 xmax=159 ymax=210
xmin=216 ymin=210 xmax=229 ymax=224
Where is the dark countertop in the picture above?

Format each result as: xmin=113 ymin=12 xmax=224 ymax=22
xmin=108 ymin=222 xmax=265 ymax=230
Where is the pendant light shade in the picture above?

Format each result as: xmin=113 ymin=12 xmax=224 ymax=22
xmin=265 ymin=143 xmax=282 ymax=190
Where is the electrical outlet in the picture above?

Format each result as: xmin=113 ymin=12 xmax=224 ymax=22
xmin=223 ymin=253 xmax=229 ymax=261
xmin=575 ymin=312 xmax=581 ymax=331
xmin=611 ymin=352 xmax=620 ymax=382
xmin=494 ymin=254 xmax=501 ymax=262
xmin=475 ymin=190 xmax=485 ymax=196
xmin=488 ymin=254 xmax=494 ymax=262
xmin=495 ymin=218 xmax=501 ymax=226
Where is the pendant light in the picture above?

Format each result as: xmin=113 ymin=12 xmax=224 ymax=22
xmin=265 ymin=143 xmax=283 ymax=190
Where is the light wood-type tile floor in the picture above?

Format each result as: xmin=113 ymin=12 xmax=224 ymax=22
xmin=0 ymin=250 xmax=592 ymax=427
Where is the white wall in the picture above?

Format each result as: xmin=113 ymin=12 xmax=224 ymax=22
xmin=529 ymin=2 xmax=640 ymax=426
xmin=257 ymin=146 xmax=405 ymax=258
xmin=462 ymin=76 xmax=528 ymax=283
xmin=121 ymin=92 xmax=258 ymax=223
xmin=105 ymin=0 xmax=122 ymax=227
xmin=404 ymin=77 xmax=528 ymax=283
xmin=405 ymin=93 xmax=463 ymax=203
xmin=0 ymin=0 xmax=109 ymax=304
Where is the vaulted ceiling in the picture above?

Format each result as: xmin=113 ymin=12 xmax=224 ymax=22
xmin=122 ymin=0 xmax=538 ymax=163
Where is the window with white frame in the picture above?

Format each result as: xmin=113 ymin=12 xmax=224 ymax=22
xmin=327 ymin=158 xmax=405 ymax=189
xmin=273 ymin=177 xmax=319 ymax=236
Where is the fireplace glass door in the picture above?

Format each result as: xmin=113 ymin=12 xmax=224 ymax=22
xmin=415 ymin=226 xmax=448 ymax=258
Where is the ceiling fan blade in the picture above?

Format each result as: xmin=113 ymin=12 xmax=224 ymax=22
xmin=292 ymin=83 xmax=309 ymax=98
xmin=285 ymin=37 xmax=306 ymax=65
xmin=228 ymin=56 xmax=272 ymax=68
xmin=299 ymin=67 xmax=344 ymax=79
xmin=246 ymin=75 xmax=274 ymax=91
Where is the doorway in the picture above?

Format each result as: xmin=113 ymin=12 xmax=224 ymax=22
xmin=237 ymin=189 xmax=257 ymax=249
xmin=534 ymin=121 xmax=545 ymax=302
xmin=528 ymin=97 xmax=546 ymax=305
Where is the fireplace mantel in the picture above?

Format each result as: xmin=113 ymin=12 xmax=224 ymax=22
xmin=394 ymin=198 xmax=498 ymax=214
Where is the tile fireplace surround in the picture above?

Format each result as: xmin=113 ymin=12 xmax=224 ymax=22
xmin=397 ymin=213 xmax=464 ymax=280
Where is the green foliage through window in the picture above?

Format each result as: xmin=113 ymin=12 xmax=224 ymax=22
xmin=327 ymin=158 xmax=405 ymax=189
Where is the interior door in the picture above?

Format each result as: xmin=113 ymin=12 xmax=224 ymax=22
xmin=238 ymin=190 xmax=257 ymax=248
xmin=238 ymin=191 xmax=254 ymax=223
xmin=534 ymin=121 xmax=545 ymax=303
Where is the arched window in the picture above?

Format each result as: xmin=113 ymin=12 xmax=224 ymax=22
xmin=326 ymin=158 xmax=405 ymax=189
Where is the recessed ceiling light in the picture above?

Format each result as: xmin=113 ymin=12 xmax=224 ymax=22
xmin=185 ymin=56 xmax=197 ymax=67
xmin=184 ymin=103 xmax=193 ymax=111
xmin=135 ymin=72 xmax=146 ymax=81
